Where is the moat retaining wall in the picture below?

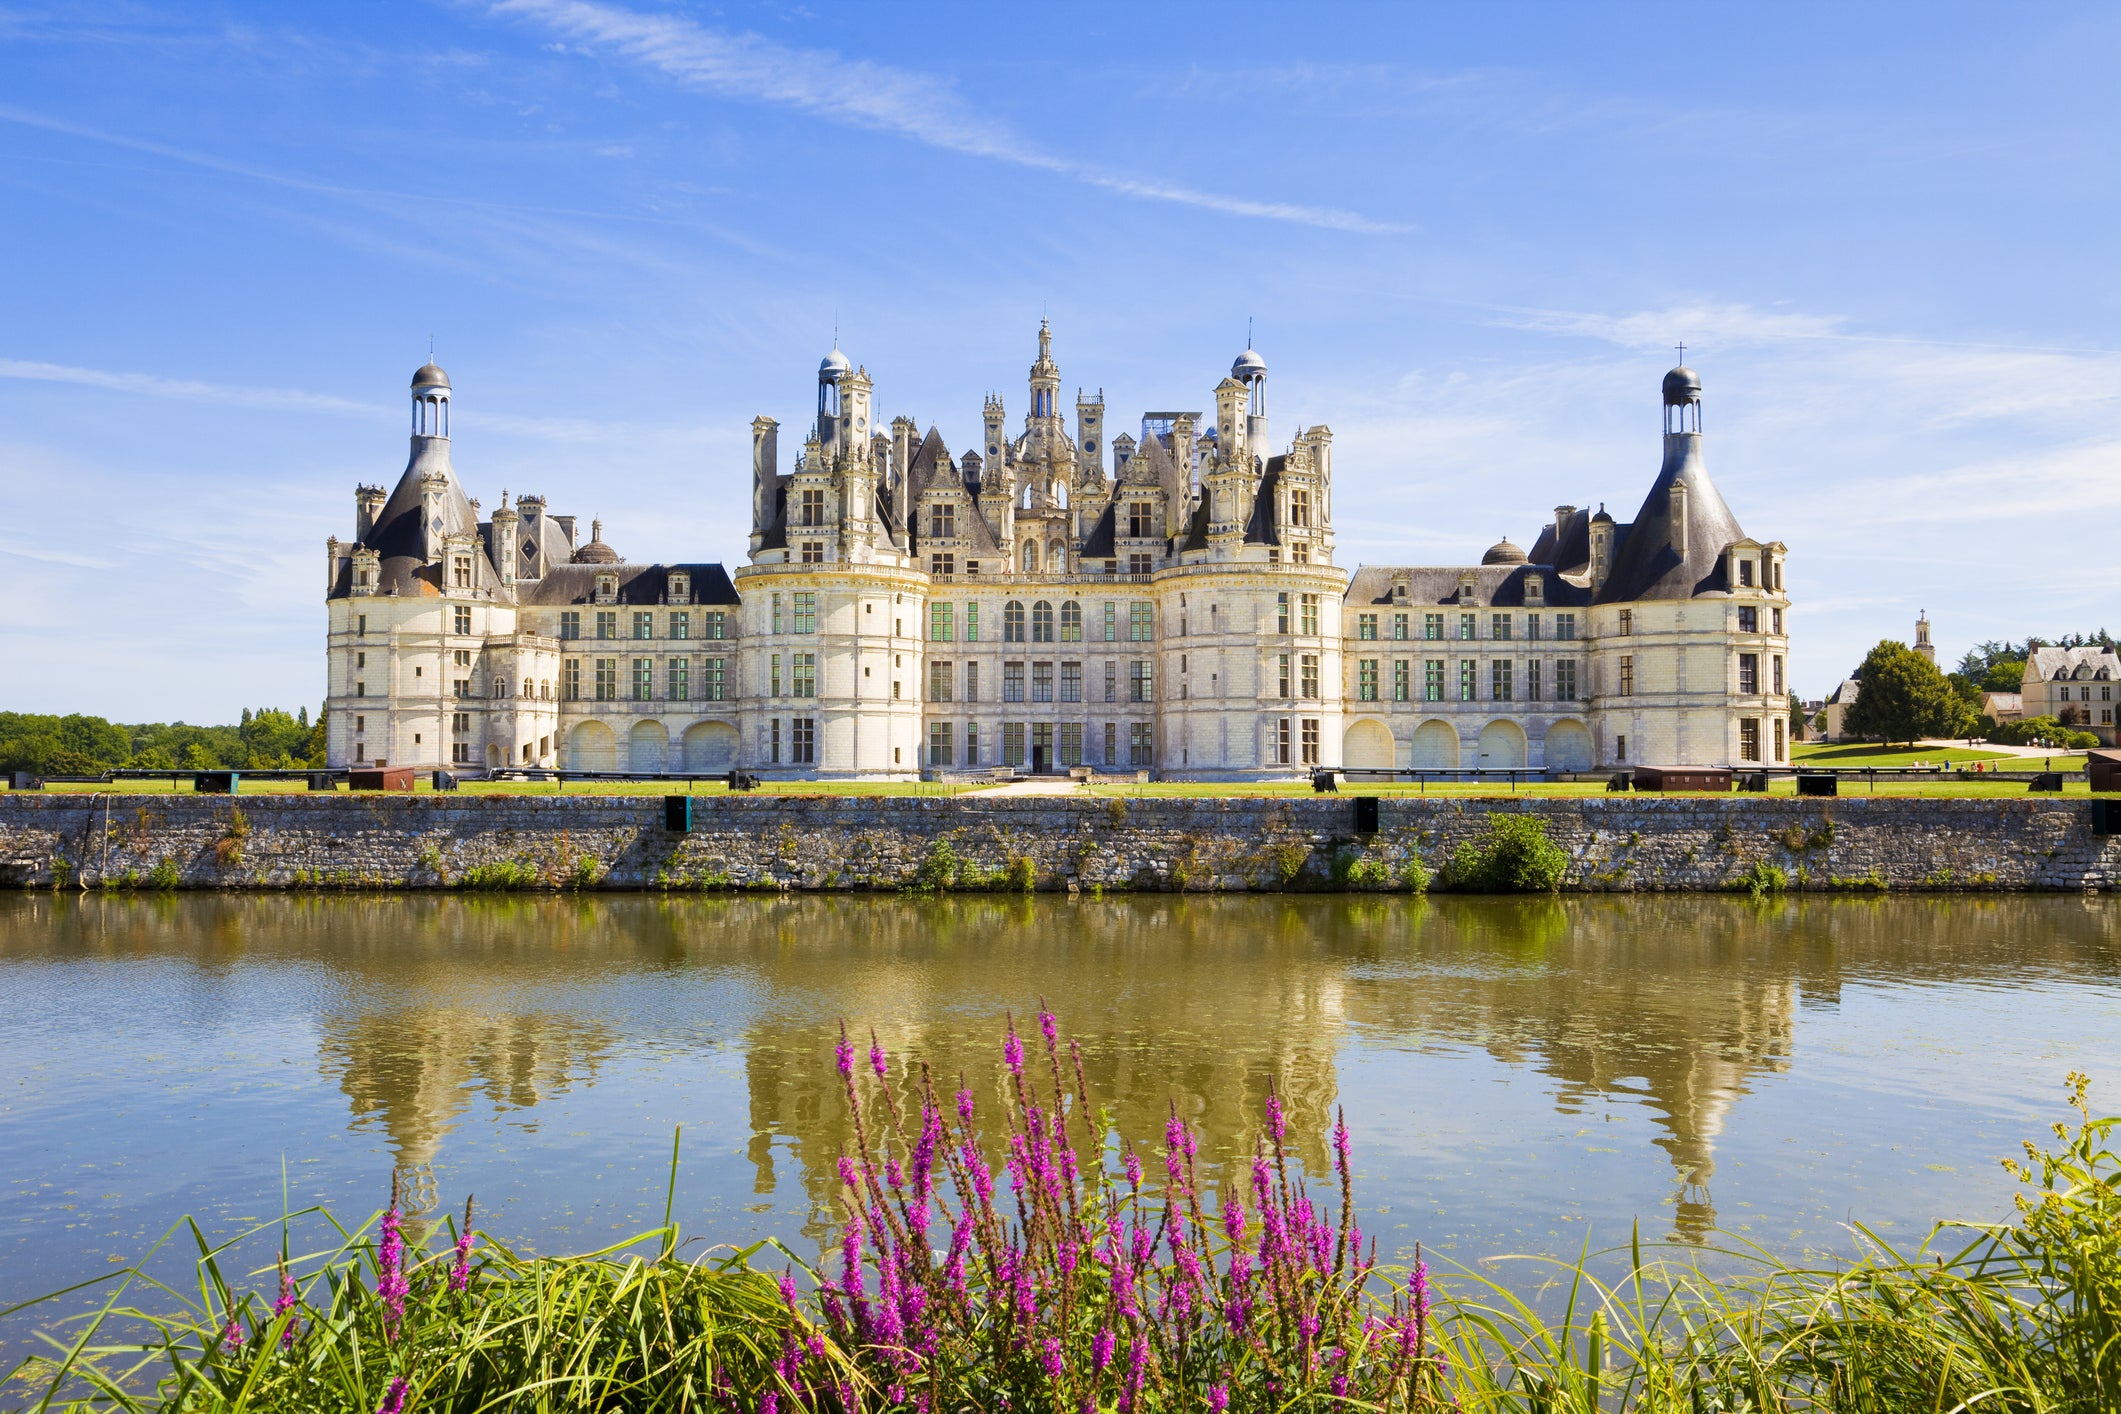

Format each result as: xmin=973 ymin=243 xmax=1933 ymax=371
xmin=0 ymin=794 xmax=2113 ymax=893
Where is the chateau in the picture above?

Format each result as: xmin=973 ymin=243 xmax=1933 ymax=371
xmin=323 ymin=327 xmax=1791 ymax=778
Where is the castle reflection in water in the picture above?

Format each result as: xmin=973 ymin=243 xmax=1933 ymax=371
xmin=28 ymin=891 xmax=2120 ymax=1243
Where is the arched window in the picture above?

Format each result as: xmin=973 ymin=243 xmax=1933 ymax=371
xmin=1059 ymin=600 xmax=1082 ymax=642
xmin=1022 ymin=541 xmax=1039 ymax=573
xmin=521 ymin=677 xmax=533 ymax=697
xmin=1004 ymin=600 xmax=1027 ymax=642
xmin=1032 ymin=600 xmax=1055 ymax=642
xmin=540 ymin=680 xmax=552 ymax=699
xmin=1049 ymin=540 xmax=1066 ymax=573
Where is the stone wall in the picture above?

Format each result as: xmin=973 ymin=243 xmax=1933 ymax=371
xmin=1 ymin=793 xmax=2112 ymax=892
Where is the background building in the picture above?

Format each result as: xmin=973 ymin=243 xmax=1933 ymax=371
xmin=324 ymin=334 xmax=1789 ymax=777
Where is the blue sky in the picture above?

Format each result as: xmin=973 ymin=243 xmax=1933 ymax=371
xmin=3 ymin=2 xmax=2117 ymax=718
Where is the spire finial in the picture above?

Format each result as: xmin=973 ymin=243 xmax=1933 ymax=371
xmin=1675 ymin=341 xmax=1686 ymax=362
xmin=1247 ymin=315 xmax=1254 ymax=349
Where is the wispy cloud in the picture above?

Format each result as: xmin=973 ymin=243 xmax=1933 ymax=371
xmin=0 ymin=358 xmax=384 ymax=415
xmin=491 ymin=0 xmax=1405 ymax=234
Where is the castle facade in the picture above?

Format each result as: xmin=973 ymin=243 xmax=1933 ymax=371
xmin=323 ymin=327 xmax=1791 ymax=778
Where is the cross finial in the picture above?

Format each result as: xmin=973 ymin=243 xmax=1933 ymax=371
xmin=1675 ymin=341 xmax=1686 ymax=362
xmin=428 ymin=334 xmax=434 ymax=362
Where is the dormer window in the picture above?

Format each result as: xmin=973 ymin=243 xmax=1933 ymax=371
xmin=670 ymin=571 xmax=690 ymax=603
xmin=1738 ymin=559 xmax=1755 ymax=588
xmin=1525 ymin=574 xmax=1544 ymax=602
xmin=596 ymin=572 xmax=618 ymax=602
xmin=452 ymin=556 xmax=472 ymax=589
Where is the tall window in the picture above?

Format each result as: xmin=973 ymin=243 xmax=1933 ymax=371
xmin=1738 ymin=606 xmax=1758 ymax=633
xmin=792 ymin=717 xmax=816 ymax=764
xmin=1300 ymin=653 xmax=1319 ymax=699
xmin=1032 ymin=601 xmax=1055 ymax=642
xmin=1279 ymin=653 xmax=1291 ymax=699
xmin=595 ymin=659 xmax=617 ymax=701
xmin=1130 ymin=660 xmax=1153 ymax=702
xmin=928 ymin=660 xmax=953 ymax=702
xmin=1060 ymin=661 xmax=1082 ymax=703
xmin=1104 ymin=660 xmax=1117 ymax=703
xmin=1275 ymin=718 xmax=1291 ymax=765
xmin=1458 ymin=613 xmax=1476 ymax=641
xmin=1300 ymin=718 xmax=1320 ymax=766
xmin=1004 ymin=601 xmax=1027 ymax=642
xmin=793 ymin=592 xmax=817 ymax=633
xmin=1300 ymin=594 xmax=1319 ymax=636
xmin=631 ymin=611 xmax=651 ymax=639
xmin=1104 ymin=602 xmax=1118 ymax=641
xmin=1618 ymin=656 xmax=1635 ymax=695
xmin=703 ymin=658 xmax=727 ymax=701
xmin=931 ymin=503 xmax=956 ymax=537
xmin=1394 ymin=660 xmax=1411 ymax=702
xmin=799 ymin=488 xmax=826 ymax=526
xmin=631 ymin=658 xmax=653 ymax=700
xmin=1491 ymin=659 xmax=1513 ymax=701
xmin=802 ymin=542 xmax=824 ymax=564
xmin=563 ymin=660 xmax=581 ymax=700
xmin=792 ymin=653 xmax=817 ymax=697
xmin=1424 ymin=613 xmax=1443 ymax=640
xmin=1358 ymin=659 xmax=1379 ymax=701
xmin=1738 ymin=560 xmax=1755 ymax=588
xmin=454 ymin=606 xmax=472 ymax=635
xmin=559 ymin=611 xmax=580 ymax=640
xmin=1003 ymin=723 xmax=1026 ymax=767
xmin=1127 ymin=502 xmax=1154 ymax=537
xmin=1358 ymin=614 xmax=1378 ymax=641
xmin=771 ymin=594 xmax=783 ymax=634
xmin=1556 ymin=659 xmax=1577 ymax=701
xmin=770 ymin=654 xmax=781 ymax=696
xmin=1004 ymin=662 xmax=1025 ymax=702
xmin=671 ymin=612 xmax=690 ymax=640
xmin=1424 ymin=660 xmax=1444 ymax=702
xmin=965 ymin=662 xmax=980 ymax=701
xmin=1526 ymin=613 xmax=1541 ymax=641
xmin=1773 ymin=717 xmax=1786 ymax=763
xmin=1059 ymin=601 xmax=1083 ymax=641
xmin=966 ymin=603 xmax=980 ymax=641
xmin=1773 ymin=655 xmax=1785 ymax=694
xmin=1557 ymin=613 xmax=1576 ymax=641
xmin=1618 ymin=609 xmax=1633 ymax=635
xmin=668 ymin=658 xmax=689 ymax=701
xmin=1458 ymin=661 xmax=1477 ymax=701
xmin=1130 ymin=603 xmax=1154 ymax=641
xmin=931 ymin=553 xmax=954 ymax=576
xmin=1739 ymin=718 xmax=1761 ymax=762
xmin=597 ymin=610 xmax=617 ymax=639
xmin=1526 ymin=659 xmax=1542 ymax=701
xmin=1032 ymin=662 xmax=1054 ymax=703
xmin=705 ymin=610 xmax=726 ymax=640
xmin=930 ymin=603 xmax=954 ymax=641
xmin=1059 ymin=723 xmax=1083 ymax=767
xmin=1738 ymin=653 xmax=1759 ymax=694
xmin=1492 ymin=613 xmax=1511 ymax=641
xmin=1772 ymin=608 xmax=1784 ymax=635
xmin=1289 ymin=487 xmax=1311 ymax=527
xmin=1277 ymin=592 xmax=1290 ymax=634
xmin=1129 ymin=722 xmax=1154 ymax=767
xmin=1128 ymin=553 xmax=1154 ymax=575
xmin=1393 ymin=613 xmax=1408 ymax=641
xmin=929 ymin=721 xmax=954 ymax=767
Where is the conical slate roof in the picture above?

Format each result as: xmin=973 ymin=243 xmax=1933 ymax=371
xmin=1594 ymin=431 xmax=1746 ymax=603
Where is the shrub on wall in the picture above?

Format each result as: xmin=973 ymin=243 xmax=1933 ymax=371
xmin=1440 ymin=813 xmax=1569 ymax=893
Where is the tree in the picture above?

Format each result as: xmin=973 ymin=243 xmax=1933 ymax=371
xmin=1787 ymin=692 xmax=1805 ymax=738
xmin=1980 ymin=659 xmax=2025 ymax=693
xmin=1842 ymin=639 xmax=1977 ymax=746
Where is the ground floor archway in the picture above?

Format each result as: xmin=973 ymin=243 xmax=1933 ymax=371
xmin=566 ymin=719 xmax=617 ymax=772
xmin=1477 ymin=718 xmax=1527 ymax=769
xmin=1343 ymin=718 xmax=1396 ymax=769
xmin=628 ymin=719 xmax=669 ymax=773
xmin=1410 ymin=719 xmax=1460 ymax=769
xmin=683 ymin=721 xmax=739 ymax=771
xmin=1543 ymin=719 xmax=1593 ymax=771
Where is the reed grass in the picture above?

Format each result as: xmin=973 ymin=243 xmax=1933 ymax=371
xmin=6 ymin=1047 xmax=2113 ymax=1413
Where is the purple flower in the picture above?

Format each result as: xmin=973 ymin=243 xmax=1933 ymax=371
xmin=869 ymin=1033 xmax=888 ymax=1080
xmin=376 ymin=1204 xmax=409 ymax=1335
xmin=1003 ymin=1026 xmax=1024 ymax=1077
xmin=272 ymin=1263 xmax=300 ymax=1346
xmin=1092 ymin=1327 xmax=1117 ymax=1372
xmin=1266 ymin=1091 xmax=1286 ymax=1145
xmin=1041 ymin=1336 xmax=1065 ymax=1379
xmin=375 ymin=1376 xmax=408 ymax=1414
xmin=956 ymin=1087 xmax=975 ymax=1122
xmin=1038 ymin=1007 xmax=1057 ymax=1048
xmin=835 ymin=1025 xmax=854 ymax=1082
xmin=1208 ymin=1386 xmax=1230 ymax=1413
xmin=448 ymin=1228 xmax=474 ymax=1294
xmin=220 ymin=1316 xmax=244 ymax=1352
xmin=1223 ymin=1197 xmax=1246 ymax=1243
xmin=1124 ymin=1150 xmax=1142 ymax=1188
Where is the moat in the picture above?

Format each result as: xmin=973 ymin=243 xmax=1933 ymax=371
xmin=3 ymin=893 xmax=2117 ymax=1334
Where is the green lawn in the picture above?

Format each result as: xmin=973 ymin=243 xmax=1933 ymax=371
xmin=1790 ymin=742 xmax=2065 ymax=769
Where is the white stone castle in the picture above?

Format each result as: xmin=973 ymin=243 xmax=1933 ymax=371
xmin=324 ymin=326 xmax=1791 ymax=779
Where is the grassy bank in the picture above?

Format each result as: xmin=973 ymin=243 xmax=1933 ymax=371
xmin=6 ymin=1018 xmax=2115 ymax=1414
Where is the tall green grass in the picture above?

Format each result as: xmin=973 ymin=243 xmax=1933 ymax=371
xmin=6 ymin=1070 xmax=2113 ymax=1413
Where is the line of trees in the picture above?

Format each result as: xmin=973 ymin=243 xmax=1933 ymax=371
xmin=0 ymin=708 xmax=326 ymax=776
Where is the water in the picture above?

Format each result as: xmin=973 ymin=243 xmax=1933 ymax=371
xmin=3 ymin=892 xmax=2118 ymax=1341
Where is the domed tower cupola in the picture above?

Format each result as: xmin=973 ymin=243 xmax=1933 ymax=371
xmin=411 ymin=361 xmax=450 ymax=439
xmin=1028 ymin=320 xmax=1061 ymax=421
xmin=1232 ymin=335 xmax=1268 ymax=451
xmin=1481 ymin=537 xmax=1528 ymax=566
xmin=1662 ymin=353 xmax=1703 ymax=436
xmin=817 ymin=345 xmax=850 ymax=448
